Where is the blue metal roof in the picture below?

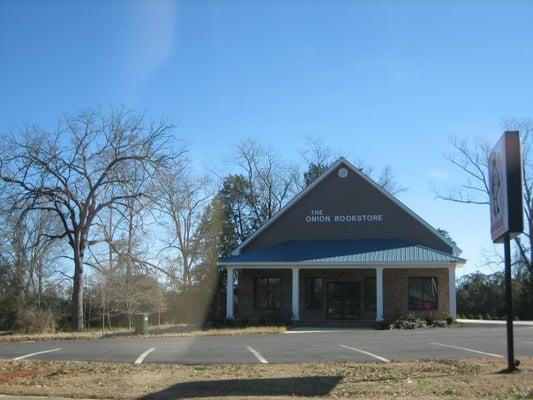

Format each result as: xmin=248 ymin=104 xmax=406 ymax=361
xmin=220 ymin=240 xmax=465 ymax=265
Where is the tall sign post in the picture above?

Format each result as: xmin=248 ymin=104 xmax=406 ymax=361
xmin=488 ymin=131 xmax=523 ymax=372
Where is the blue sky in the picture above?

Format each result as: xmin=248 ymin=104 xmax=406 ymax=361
xmin=1 ymin=0 xmax=533 ymax=276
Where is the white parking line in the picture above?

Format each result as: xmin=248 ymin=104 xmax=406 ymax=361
xmin=246 ymin=346 xmax=268 ymax=364
xmin=522 ymin=340 xmax=533 ymax=345
xmin=430 ymin=342 xmax=504 ymax=358
xmin=286 ymin=330 xmax=344 ymax=334
xmin=12 ymin=348 xmax=62 ymax=360
xmin=339 ymin=344 xmax=390 ymax=363
xmin=134 ymin=347 xmax=156 ymax=364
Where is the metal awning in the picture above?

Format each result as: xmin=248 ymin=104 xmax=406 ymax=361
xmin=219 ymin=239 xmax=466 ymax=265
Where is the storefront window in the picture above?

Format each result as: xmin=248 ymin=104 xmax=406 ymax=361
xmin=364 ymin=277 xmax=376 ymax=310
xmin=305 ymin=277 xmax=323 ymax=310
xmin=254 ymin=277 xmax=281 ymax=310
xmin=408 ymin=277 xmax=438 ymax=310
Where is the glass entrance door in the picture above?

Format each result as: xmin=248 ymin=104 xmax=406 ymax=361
xmin=327 ymin=282 xmax=344 ymax=319
xmin=327 ymin=282 xmax=361 ymax=320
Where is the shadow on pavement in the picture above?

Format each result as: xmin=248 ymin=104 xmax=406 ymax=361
xmin=137 ymin=375 xmax=342 ymax=399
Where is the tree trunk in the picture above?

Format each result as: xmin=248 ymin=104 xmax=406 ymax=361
xmin=37 ymin=259 xmax=43 ymax=309
xmin=529 ymin=210 xmax=533 ymax=274
xmin=11 ymin=222 xmax=27 ymax=318
xmin=72 ymin=254 xmax=84 ymax=331
xmin=128 ymin=310 xmax=132 ymax=330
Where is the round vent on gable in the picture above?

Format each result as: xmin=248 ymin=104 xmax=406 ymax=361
xmin=338 ymin=167 xmax=348 ymax=178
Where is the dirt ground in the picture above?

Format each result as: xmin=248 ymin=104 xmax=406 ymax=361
xmin=0 ymin=357 xmax=532 ymax=399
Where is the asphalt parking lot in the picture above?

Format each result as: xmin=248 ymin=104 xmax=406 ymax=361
xmin=1 ymin=326 xmax=533 ymax=365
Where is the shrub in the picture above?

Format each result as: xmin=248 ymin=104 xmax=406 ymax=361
xmin=432 ymin=319 xmax=447 ymax=328
xmin=14 ymin=309 xmax=57 ymax=334
xmin=390 ymin=313 xmax=426 ymax=330
xmin=425 ymin=313 xmax=436 ymax=326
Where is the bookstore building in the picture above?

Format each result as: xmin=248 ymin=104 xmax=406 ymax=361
xmin=219 ymin=158 xmax=465 ymax=324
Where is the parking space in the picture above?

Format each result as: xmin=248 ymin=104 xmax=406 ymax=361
xmin=1 ymin=326 xmax=533 ymax=365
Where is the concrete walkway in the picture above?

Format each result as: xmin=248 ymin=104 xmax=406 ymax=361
xmin=457 ymin=319 xmax=533 ymax=326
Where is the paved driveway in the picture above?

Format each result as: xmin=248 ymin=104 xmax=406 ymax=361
xmin=1 ymin=326 xmax=533 ymax=365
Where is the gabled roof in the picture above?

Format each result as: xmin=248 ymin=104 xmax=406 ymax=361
xmin=222 ymin=240 xmax=465 ymax=265
xmin=232 ymin=157 xmax=461 ymax=256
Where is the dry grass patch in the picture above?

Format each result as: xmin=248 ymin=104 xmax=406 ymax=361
xmin=0 ymin=329 xmax=128 ymax=342
xmin=0 ymin=357 xmax=531 ymax=399
xmin=0 ymin=326 xmax=287 ymax=342
xmin=172 ymin=326 xmax=288 ymax=337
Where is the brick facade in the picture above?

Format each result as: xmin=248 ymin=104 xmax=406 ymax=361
xmin=237 ymin=267 xmax=451 ymax=322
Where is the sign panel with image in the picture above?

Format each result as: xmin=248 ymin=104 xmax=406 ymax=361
xmin=488 ymin=131 xmax=523 ymax=243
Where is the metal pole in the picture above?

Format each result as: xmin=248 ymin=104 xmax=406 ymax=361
xmin=504 ymin=233 xmax=516 ymax=372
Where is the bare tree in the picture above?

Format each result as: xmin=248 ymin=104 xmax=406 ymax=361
xmin=373 ymin=164 xmax=407 ymax=196
xmin=436 ymin=123 xmax=533 ymax=274
xmin=233 ymin=139 xmax=300 ymax=227
xmin=301 ymin=135 xmax=406 ymax=195
xmin=0 ymin=108 xmax=181 ymax=331
xmin=302 ymin=136 xmax=336 ymax=168
xmin=301 ymin=136 xmax=337 ymax=187
xmin=436 ymin=136 xmax=491 ymax=205
xmin=0 ymin=203 xmax=64 ymax=333
xmin=153 ymin=166 xmax=212 ymax=320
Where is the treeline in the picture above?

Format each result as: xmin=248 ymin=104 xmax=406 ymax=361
xmin=0 ymin=108 xmax=403 ymax=333
xmin=457 ymin=270 xmax=533 ymax=320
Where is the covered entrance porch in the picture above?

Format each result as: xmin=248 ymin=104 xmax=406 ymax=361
xmin=221 ymin=239 xmax=464 ymax=324
xmin=225 ymin=265 xmax=457 ymax=324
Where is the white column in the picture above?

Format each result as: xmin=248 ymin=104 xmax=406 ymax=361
xmin=376 ymin=267 xmax=384 ymax=322
xmin=226 ymin=266 xmax=234 ymax=320
xmin=448 ymin=265 xmax=457 ymax=320
xmin=292 ymin=267 xmax=300 ymax=321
